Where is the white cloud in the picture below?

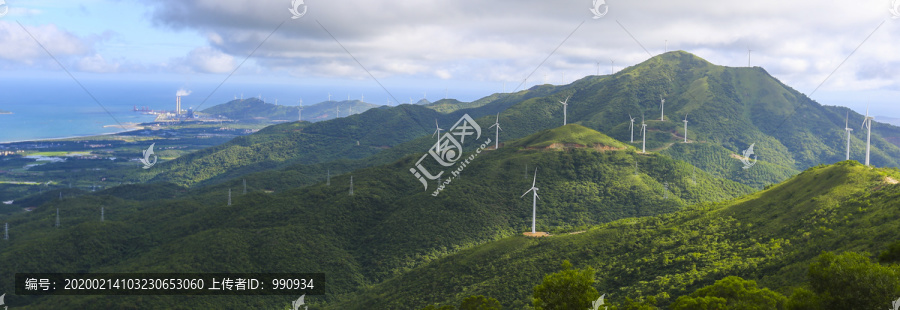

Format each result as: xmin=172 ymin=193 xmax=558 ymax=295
xmin=126 ymin=0 xmax=899 ymax=94
xmin=77 ymin=53 xmax=120 ymax=73
xmin=186 ymin=46 xmax=234 ymax=73
xmin=0 ymin=21 xmax=89 ymax=64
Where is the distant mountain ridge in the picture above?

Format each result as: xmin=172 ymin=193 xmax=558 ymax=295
xmin=201 ymin=98 xmax=381 ymax=122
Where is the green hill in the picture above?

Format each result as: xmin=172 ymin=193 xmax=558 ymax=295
xmin=329 ymin=161 xmax=900 ymax=309
xmin=508 ymin=124 xmax=630 ymax=149
xmin=0 ymin=126 xmax=753 ymax=309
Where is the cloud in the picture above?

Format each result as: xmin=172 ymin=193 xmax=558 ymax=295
xmin=0 ymin=21 xmax=89 ymax=64
xmin=77 ymin=53 xmax=120 ymax=73
xmin=128 ymin=0 xmax=899 ymax=93
xmin=185 ymin=46 xmax=234 ymax=73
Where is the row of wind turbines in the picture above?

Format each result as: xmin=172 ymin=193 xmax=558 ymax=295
xmin=511 ymin=96 xmax=879 ymax=234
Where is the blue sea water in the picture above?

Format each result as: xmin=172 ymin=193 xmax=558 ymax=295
xmin=0 ymin=78 xmax=166 ymax=143
xmin=0 ymin=73 xmax=503 ymax=143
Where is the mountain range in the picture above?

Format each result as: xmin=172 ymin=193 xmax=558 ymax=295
xmin=1 ymin=51 xmax=900 ymax=308
xmin=201 ymin=98 xmax=381 ymax=123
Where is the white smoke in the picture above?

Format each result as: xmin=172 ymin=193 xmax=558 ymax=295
xmin=176 ymin=89 xmax=191 ymax=97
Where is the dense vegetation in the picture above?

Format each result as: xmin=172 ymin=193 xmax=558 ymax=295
xmin=330 ymin=161 xmax=900 ymax=309
xmin=0 ymin=126 xmax=753 ymax=308
xmin=3 ymin=51 xmax=900 ymax=309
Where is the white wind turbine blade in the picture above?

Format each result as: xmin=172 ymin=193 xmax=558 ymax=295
xmin=863 ymin=105 xmax=868 ymax=128
xmin=521 ymin=188 xmax=534 ymax=198
xmin=532 ymin=168 xmax=538 ymax=188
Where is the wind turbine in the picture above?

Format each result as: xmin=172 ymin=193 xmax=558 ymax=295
xmin=521 ymin=168 xmax=540 ymax=234
xmin=748 ymin=48 xmax=752 ymax=67
xmin=349 ymin=176 xmax=354 ymax=196
xmin=641 ymin=114 xmax=648 ymax=153
xmin=659 ymin=95 xmax=665 ymax=121
xmin=432 ymin=119 xmax=444 ymax=138
xmin=629 ymin=114 xmax=635 ymax=143
xmin=861 ymin=104 xmax=875 ymax=166
xmin=489 ymin=113 xmax=502 ymax=149
xmin=845 ymin=111 xmax=853 ymax=161
xmin=559 ymin=96 xmax=571 ymax=125
xmin=683 ymin=114 xmax=689 ymax=143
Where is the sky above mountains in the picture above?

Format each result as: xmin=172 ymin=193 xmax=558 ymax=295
xmin=0 ymin=0 xmax=898 ymax=117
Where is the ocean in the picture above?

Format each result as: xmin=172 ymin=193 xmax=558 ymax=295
xmin=0 ymin=74 xmax=507 ymax=143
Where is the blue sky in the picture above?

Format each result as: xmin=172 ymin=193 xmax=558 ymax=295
xmin=0 ymin=0 xmax=898 ymax=118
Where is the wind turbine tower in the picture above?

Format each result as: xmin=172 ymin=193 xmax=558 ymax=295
xmin=489 ymin=113 xmax=502 ymax=149
xmin=101 ymin=207 xmax=104 ymax=222
xmin=862 ymin=105 xmax=875 ymax=166
xmin=629 ymin=114 xmax=635 ymax=143
xmin=683 ymin=114 xmax=689 ymax=143
xmin=228 ymin=189 xmax=232 ymax=206
xmin=660 ymin=95 xmax=665 ymax=121
xmin=845 ymin=111 xmax=853 ymax=161
xmin=327 ymin=169 xmax=331 ymax=186
xmin=520 ymin=168 xmax=540 ymax=234
xmin=559 ymin=96 xmax=570 ymax=126
xmin=349 ymin=176 xmax=354 ymax=196
xmin=641 ymin=115 xmax=648 ymax=153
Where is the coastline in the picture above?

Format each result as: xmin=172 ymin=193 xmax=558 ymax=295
xmin=0 ymin=125 xmax=147 ymax=144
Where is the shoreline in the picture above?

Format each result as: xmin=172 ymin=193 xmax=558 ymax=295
xmin=0 ymin=126 xmax=147 ymax=144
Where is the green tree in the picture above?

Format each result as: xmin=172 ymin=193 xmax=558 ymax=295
xmin=807 ymin=251 xmax=900 ymax=310
xmin=669 ymin=276 xmax=786 ymax=310
xmin=878 ymin=241 xmax=900 ymax=264
xmin=784 ymin=287 xmax=821 ymax=310
xmin=460 ymin=295 xmax=501 ymax=310
xmin=420 ymin=305 xmax=455 ymax=310
xmin=533 ymin=260 xmax=601 ymax=310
